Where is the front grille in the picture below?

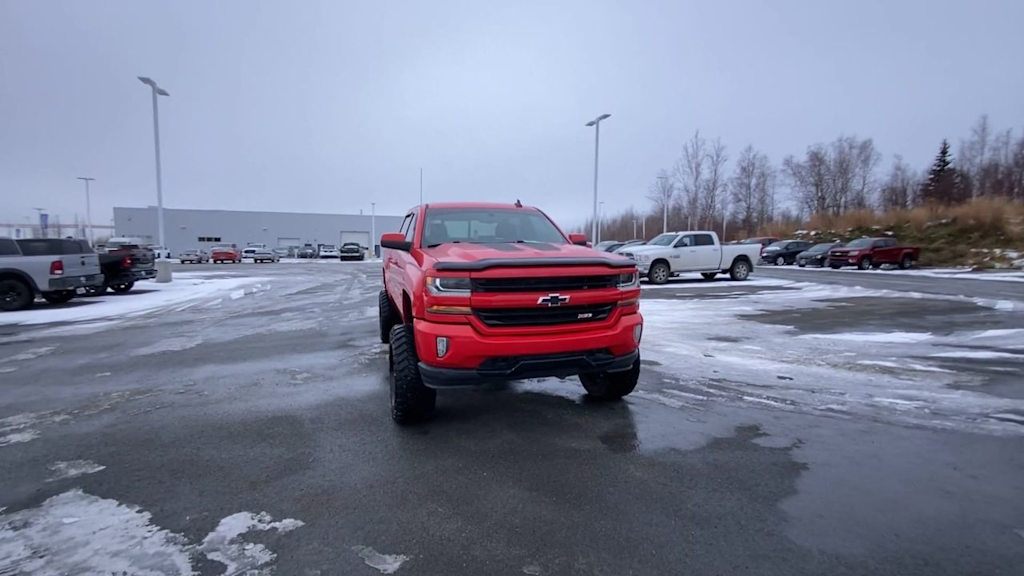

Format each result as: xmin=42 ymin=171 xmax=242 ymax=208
xmin=474 ymin=303 xmax=615 ymax=327
xmin=472 ymin=275 xmax=619 ymax=292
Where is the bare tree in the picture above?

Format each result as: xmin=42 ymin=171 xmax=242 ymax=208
xmin=783 ymin=136 xmax=878 ymax=217
xmin=673 ymin=130 xmax=705 ymax=229
xmin=646 ymin=169 xmax=675 ymax=234
xmin=730 ymin=145 xmax=774 ymax=234
xmin=784 ymin=145 xmax=829 ymax=216
xmin=700 ymin=138 xmax=728 ymax=229
xmin=879 ymin=155 xmax=916 ymax=209
xmin=959 ymin=115 xmax=992 ymax=198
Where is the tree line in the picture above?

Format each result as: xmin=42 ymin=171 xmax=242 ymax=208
xmin=590 ymin=115 xmax=1024 ymax=241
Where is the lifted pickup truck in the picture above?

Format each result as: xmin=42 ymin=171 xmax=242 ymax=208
xmin=0 ymin=237 xmax=105 ymax=311
xmin=379 ymin=202 xmax=643 ymax=423
xmin=829 ymin=237 xmax=921 ymax=270
xmin=618 ymin=231 xmax=759 ymax=283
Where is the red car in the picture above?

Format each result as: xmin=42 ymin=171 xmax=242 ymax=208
xmin=210 ymin=245 xmax=241 ymax=264
xmin=829 ymin=237 xmax=921 ymax=270
xmin=379 ymin=202 xmax=643 ymax=423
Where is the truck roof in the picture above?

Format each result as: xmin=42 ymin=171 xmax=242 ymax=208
xmin=416 ymin=202 xmax=538 ymax=211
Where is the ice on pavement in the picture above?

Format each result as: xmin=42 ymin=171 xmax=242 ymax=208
xmin=352 ymin=545 xmax=411 ymax=574
xmin=0 ymin=274 xmax=270 ymax=328
xmin=0 ymin=489 xmax=304 ymax=575
xmin=640 ymin=277 xmax=1024 ymax=435
xmin=45 ymin=460 xmax=106 ymax=482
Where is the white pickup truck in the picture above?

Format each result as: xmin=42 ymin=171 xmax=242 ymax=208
xmin=618 ymin=231 xmax=760 ymax=283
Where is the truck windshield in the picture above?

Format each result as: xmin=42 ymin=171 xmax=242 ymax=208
xmin=423 ymin=208 xmax=566 ymax=247
xmin=845 ymin=238 xmax=874 ymax=248
xmin=646 ymin=233 xmax=679 ymax=247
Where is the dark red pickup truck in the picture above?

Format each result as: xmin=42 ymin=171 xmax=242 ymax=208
xmin=829 ymin=237 xmax=921 ymax=270
xmin=379 ymin=202 xmax=643 ymax=423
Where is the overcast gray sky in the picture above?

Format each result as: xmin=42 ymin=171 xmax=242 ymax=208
xmin=2 ymin=0 xmax=1022 ymax=229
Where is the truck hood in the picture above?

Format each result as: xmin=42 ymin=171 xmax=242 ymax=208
xmin=423 ymin=242 xmax=634 ymax=271
xmin=618 ymin=245 xmax=670 ymax=255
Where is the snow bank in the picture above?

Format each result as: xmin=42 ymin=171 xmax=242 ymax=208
xmin=0 ymin=276 xmax=270 ymax=328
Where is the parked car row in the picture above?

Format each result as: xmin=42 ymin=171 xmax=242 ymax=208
xmin=0 ymin=237 xmax=156 ymax=312
xmin=747 ymin=237 xmax=921 ymax=270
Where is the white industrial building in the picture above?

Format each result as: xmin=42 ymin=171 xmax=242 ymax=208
xmin=113 ymin=206 xmax=404 ymax=256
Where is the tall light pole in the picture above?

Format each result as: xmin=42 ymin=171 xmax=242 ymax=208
xmin=76 ymin=177 xmax=95 ymax=244
xmin=598 ymin=201 xmax=605 ymax=243
xmin=657 ymin=175 xmax=670 ymax=234
xmin=585 ymin=113 xmax=611 ymax=243
xmin=138 ymin=76 xmax=169 ymax=248
xmin=370 ymin=202 xmax=376 ymax=258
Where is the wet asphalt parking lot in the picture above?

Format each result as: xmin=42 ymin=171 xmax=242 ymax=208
xmin=1 ymin=261 xmax=1022 ymax=575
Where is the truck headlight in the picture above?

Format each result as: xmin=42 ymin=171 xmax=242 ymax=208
xmin=617 ymin=272 xmax=638 ymax=288
xmin=638 ymin=254 xmax=652 ymax=263
xmin=426 ymin=276 xmax=471 ymax=295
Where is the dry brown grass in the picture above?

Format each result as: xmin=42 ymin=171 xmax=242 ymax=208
xmin=756 ymin=198 xmax=1024 ymax=267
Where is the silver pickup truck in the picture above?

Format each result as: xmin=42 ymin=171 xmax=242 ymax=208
xmin=0 ymin=237 xmax=105 ymax=311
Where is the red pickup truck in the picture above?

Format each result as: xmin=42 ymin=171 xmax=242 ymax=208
xmin=379 ymin=202 xmax=643 ymax=423
xmin=829 ymin=237 xmax=921 ymax=270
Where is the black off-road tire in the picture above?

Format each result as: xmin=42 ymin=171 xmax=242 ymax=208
xmin=899 ymin=254 xmax=913 ymax=270
xmin=0 ymin=278 xmax=33 ymax=312
xmin=858 ymin=257 xmax=872 ymax=270
xmin=42 ymin=291 xmax=75 ymax=305
xmin=830 ymin=264 xmax=842 ymax=269
xmin=111 ymin=281 xmax=135 ymax=294
xmin=580 ymin=356 xmax=641 ymax=400
xmin=729 ymin=259 xmax=751 ymax=281
xmin=701 ymin=272 xmax=717 ymax=281
xmin=648 ymin=262 xmax=670 ymax=285
xmin=379 ymin=290 xmax=398 ymax=343
xmin=389 ymin=324 xmax=436 ymax=424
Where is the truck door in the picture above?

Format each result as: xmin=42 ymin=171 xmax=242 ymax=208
xmin=671 ymin=234 xmax=698 ymax=271
xmin=692 ymin=233 xmax=720 ymax=269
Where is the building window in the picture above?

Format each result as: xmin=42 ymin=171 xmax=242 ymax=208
xmin=197 ymin=236 xmax=222 ymax=242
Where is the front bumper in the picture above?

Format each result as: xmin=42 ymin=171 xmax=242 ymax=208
xmin=49 ymin=273 xmax=105 ymax=291
xmin=413 ymin=313 xmax=643 ymax=388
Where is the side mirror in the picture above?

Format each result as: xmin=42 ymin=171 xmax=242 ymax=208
xmin=381 ymin=233 xmax=412 ymax=252
xmin=568 ymin=233 xmax=588 ymax=246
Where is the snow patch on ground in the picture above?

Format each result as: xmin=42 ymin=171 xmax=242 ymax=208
xmin=639 ymin=278 xmax=1024 ymax=435
xmin=929 ymin=351 xmax=1022 ymax=360
xmin=800 ymin=332 xmax=933 ymax=344
xmin=45 ymin=460 xmax=106 ymax=482
xmin=0 ymin=346 xmax=57 ymax=363
xmin=353 ymin=545 xmax=410 ymax=574
xmin=0 ymin=490 xmax=194 ymax=575
xmin=129 ymin=336 xmax=203 ymax=357
xmin=0 ymin=490 xmax=304 ymax=575
xmin=198 ymin=511 xmax=305 ymax=574
xmin=0 ymin=429 xmax=40 ymax=446
xmin=0 ymin=276 xmax=270 ymax=328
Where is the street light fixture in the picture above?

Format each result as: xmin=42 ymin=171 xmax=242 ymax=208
xmin=76 ymin=177 xmax=95 ymax=244
xmin=585 ymin=113 xmax=611 ymax=245
xmin=138 ymin=76 xmax=169 ymax=249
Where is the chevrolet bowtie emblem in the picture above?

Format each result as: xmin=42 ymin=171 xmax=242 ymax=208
xmin=538 ymin=294 xmax=570 ymax=307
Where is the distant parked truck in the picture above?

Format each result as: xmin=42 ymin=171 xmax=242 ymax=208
xmin=829 ymin=237 xmax=921 ymax=270
xmin=619 ymin=231 xmax=760 ymax=283
xmin=0 ymin=237 xmax=105 ymax=311
xmin=97 ymin=237 xmax=157 ymax=293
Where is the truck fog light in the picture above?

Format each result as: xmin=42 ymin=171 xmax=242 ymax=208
xmin=436 ymin=337 xmax=449 ymax=358
xmin=633 ymin=325 xmax=643 ymax=344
